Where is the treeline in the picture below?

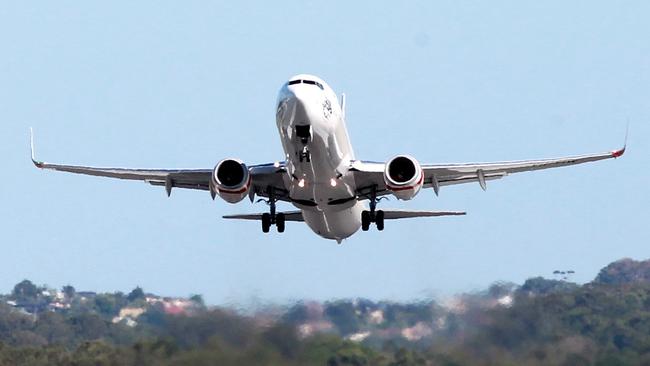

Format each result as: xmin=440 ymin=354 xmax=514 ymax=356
xmin=1 ymin=258 xmax=650 ymax=365
xmin=3 ymin=283 xmax=650 ymax=365
xmin=0 ymin=306 xmax=409 ymax=365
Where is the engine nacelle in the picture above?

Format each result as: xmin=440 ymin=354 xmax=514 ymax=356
xmin=384 ymin=155 xmax=424 ymax=200
xmin=211 ymin=158 xmax=250 ymax=204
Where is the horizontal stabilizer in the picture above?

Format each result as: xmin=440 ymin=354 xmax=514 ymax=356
xmin=382 ymin=210 xmax=466 ymax=220
xmin=223 ymin=211 xmax=304 ymax=222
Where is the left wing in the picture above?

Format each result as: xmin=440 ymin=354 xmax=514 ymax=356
xmin=351 ymin=145 xmax=626 ymax=197
xmin=381 ymin=210 xmax=466 ymax=219
xmin=30 ymin=129 xmax=289 ymax=200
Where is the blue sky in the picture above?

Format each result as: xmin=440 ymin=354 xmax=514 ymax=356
xmin=1 ymin=2 xmax=648 ymax=304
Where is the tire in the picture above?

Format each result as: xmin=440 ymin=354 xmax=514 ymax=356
xmin=361 ymin=211 xmax=370 ymax=231
xmin=376 ymin=210 xmax=385 ymax=231
xmin=261 ymin=213 xmax=271 ymax=233
xmin=276 ymin=213 xmax=285 ymax=233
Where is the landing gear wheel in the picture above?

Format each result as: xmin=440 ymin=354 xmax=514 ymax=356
xmin=261 ymin=213 xmax=271 ymax=233
xmin=276 ymin=213 xmax=285 ymax=233
xmin=361 ymin=211 xmax=371 ymax=231
xmin=375 ymin=210 xmax=385 ymax=231
xmin=361 ymin=186 xmax=388 ymax=232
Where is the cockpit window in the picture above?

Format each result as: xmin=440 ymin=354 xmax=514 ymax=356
xmin=288 ymin=79 xmax=324 ymax=90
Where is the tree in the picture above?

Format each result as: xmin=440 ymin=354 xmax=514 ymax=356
xmin=189 ymin=294 xmax=205 ymax=307
xmin=69 ymin=313 xmax=108 ymax=341
xmin=34 ymin=312 xmax=73 ymax=346
xmin=324 ymin=301 xmax=361 ymax=336
xmin=94 ymin=294 xmax=124 ymax=317
xmin=62 ymin=285 xmax=76 ymax=299
xmin=127 ymin=287 xmax=145 ymax=302
xmin=12 ymin=280 xmax=39 ymax=302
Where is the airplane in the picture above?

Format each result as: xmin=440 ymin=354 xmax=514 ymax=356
xmin=31 ymin=74 xmax=626 ymax=243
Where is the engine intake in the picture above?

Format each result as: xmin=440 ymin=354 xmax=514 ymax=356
xmin=212 ymin=158 xmax=250 ymax=203
xmin=384 ymin=155 xmax=424 ymax=200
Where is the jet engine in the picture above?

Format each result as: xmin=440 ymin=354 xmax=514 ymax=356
xmin=384 ymin=155 xmax=424 ymax=200
xmin=211 ymin=158 xmax=251 ymax=203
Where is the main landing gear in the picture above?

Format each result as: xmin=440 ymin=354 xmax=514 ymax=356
xmin=259 ymin=189 xmax=285 ymax=233
xmin=361 ymin=186 xmax=385 ymax=232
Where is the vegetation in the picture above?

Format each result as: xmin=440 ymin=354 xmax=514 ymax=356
xmin=0 ymin=258 xmax=650 ymax=365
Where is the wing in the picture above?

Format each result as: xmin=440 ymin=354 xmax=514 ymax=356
xmin=351 ymin=145 xmax=626 ymax=197
xmin=382 ymin=210 xmax=466 ymax=219
xmin=223 ymin=211 xmax=304 ymax=221
xmin=30 ymin=130 xmax=289 ymax=201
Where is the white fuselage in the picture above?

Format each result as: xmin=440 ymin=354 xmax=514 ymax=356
xmin=276 ymin=75 xmax=363 ymax=241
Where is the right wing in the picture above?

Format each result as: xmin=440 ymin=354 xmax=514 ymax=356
xmin=421 ymin=147 xmax=626 ymax=191
xmin=30 ymin=129 xmax=289 ymax=201
xmin=223 ymin=211 xmax=304 ymax=221
xmin=351 ymin=145 xmax=625 ymax=197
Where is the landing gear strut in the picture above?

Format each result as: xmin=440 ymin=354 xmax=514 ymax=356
xmin=299 ymin=146 xmax=311 ymax=163
xmin=259 ymin=188 xmax=285 ymax=233
xmin=361 ymin=186 xmax=385 ymax=231
xmin=296 ymin=125 xmax=311 ymax=163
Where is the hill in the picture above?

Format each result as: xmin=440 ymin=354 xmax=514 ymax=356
xmin=594 ymin=258 xmax=650 ymax=285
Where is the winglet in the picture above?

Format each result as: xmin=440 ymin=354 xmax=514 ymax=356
xmin=30 ymin=128 xmax=44 ymax=168
xmin=611 ymin=146 xmax=626 ymax=158
xmin=611 ymin=123 xmax=628 ymax=159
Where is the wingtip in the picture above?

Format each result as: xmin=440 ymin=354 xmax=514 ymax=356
xmin=610 ymin=123 xmax=628 ymax=159
xmin=29 ymin=127 xmax=44 ymax=168
xmin=611 ymin=146 xmax=626 ymax=158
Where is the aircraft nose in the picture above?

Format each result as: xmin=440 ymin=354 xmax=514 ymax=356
xmin=284 ymin=88 xmax=311 ymax=123
xmin=286 ymin=86 xmax=308 ymax=105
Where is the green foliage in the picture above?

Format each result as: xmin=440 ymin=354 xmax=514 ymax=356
xmin=62 ymin=285 xmax=75 ymax=299
xmin=519 ymin=276 xmax=579 ymax=296
xmin=282 ymin=302 xmax=310 ymax=324
xmin=594 ymin=258 xmax=650 ymax=285
xmin=34 ymin=312 xmax=71 ymax=345
xmin=382 ymin=302 xmax=436 ymax=328
xmin=324 ymin=301 xmax=361 ymax=335
xmin=12 ymin=280 xmax=39 ymax=302
xmin=188 ymin=294 xmax=205 ymax=308
xmin=94 ymin=294 xmax=127 ymax=317
xmin=5 ymin=259 xmax=650 ymax=364
xmin=127 ymin=287 xmax=145 ymax=303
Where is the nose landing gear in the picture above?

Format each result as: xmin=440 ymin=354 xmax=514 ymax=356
xmin=296 ymin=125 xmax=311 ymax=163
xmin=299 ymin=146 xmax=311 ymax=163
xmin=361 ymin=186 xmax=386 ymax=231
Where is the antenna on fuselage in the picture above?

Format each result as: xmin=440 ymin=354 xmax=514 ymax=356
xmin=340 ymin=93 xmax=346 ymax=121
